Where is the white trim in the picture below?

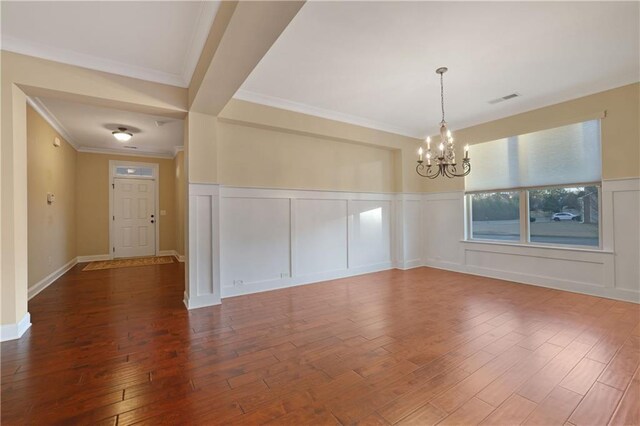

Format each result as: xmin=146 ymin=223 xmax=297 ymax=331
xmin=28 ymin=257 xmax=78 ymax=300
xmin=1 ymin=313 xmax=32 ymax=342
xmin=78 ymin=146 xmax=174 ymax=159
xmin=2 ymin=36 xmax=187 ymax=87
xmin=173 ymin=146 xmax=184 ymax=158
xmin=460 ymin=239 xmax=613 ymax=255
xmin=109 ymin=161 xmax=160 ymax=259
xmin=222 ymin=262 xmax=392 ymax=298
xmin=233 ymin=89 xmax=419 ymax=138
xmin=221 ymin=185 xmax=397 ymax=201
xmin=423 ymin=260 xmax=638 ymax=304
xmin=184 ymin=293 xmax=220 ymax=310
xmin=77 ymin=254 xmax=111 ymax=262
xmin=158 ymin=250 xmax=185 ymax=263
xmin=181 ymin=1 xmax=221 ymax=87
xmin=27 ymin=97 xmax=79 ymax=149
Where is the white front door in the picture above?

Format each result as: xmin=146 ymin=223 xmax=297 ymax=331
xmin=113 ymin=178 xmax=156 ymax=258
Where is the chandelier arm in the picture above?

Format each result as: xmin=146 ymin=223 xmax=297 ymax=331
xmin=416 ymin=163 xmax=442 ymax=179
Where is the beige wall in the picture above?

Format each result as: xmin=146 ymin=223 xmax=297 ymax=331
xmin=424 ymin=83 xmax=640 ymax=193
xmin=76 ymin=153 xmax=176 ymax=256
xmin=174 ymin=150 xmax=186 ymax=256
xmin=216 ymin=99 xmax=423 ymax=193
xmin=27 ymin=106 xmax=77 ymax=288
xmin=217 ymin=121 xmax=397 ymax=192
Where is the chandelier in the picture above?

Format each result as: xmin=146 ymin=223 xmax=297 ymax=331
xmin=416 ymin=67 xmax=470 ymax=178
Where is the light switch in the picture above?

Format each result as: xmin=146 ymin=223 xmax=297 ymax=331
xmin=160 ymin=210 xmax=167 ymax=216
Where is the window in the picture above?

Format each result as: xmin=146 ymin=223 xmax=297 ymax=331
xmin=465 ymin=120 xmax=602 ymax=248
xmin=470 ymin=192 xmax=520 ymax=241
xmin=115 ymin=166 xmax=154 ymax=177
xmin=529 ymin=185 xmax=599 ymax=246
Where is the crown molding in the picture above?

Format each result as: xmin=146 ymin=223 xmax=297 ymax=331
xmin=173 ymin=146 xmax=185 ymax=158
xmin=233 ymin=89 xmax=421 ymax=139
xmin=27 ymin=97 xmax=80 ymax=149
xmin=77 ymin=146 xmax=174 ymax=159
xmin=180 ymin=1 xmax=221 ymax=87
xmin=2 ymin=36 xmax=187 ymax=88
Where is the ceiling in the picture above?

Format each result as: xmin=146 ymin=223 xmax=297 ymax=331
xmin=33 ymin=97 xmax=183 ymax=157
xmin=1 ymin=1 xmax=219 ymax=87
xmin=236 ymin=1 xmax=640 ymax=138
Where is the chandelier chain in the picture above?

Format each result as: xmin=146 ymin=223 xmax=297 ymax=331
xmin=440 ymin=71 xmax=445 ymax=124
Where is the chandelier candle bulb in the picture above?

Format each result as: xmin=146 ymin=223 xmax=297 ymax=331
xmin=464 ymin=144 xmax=469 ymax=159
xmin=426 ymin=136 xmax=431 ymax=149
xmin=439 ymin=143 xmax=444 ymax=156
xmin=418 ymin=146 xmax=424 ymax=161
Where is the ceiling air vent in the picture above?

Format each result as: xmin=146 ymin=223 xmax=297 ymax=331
xmin=123 ymin=146 xmax=138 ymax=149
xmin=488 ymin=93 xmax=521 ymax=104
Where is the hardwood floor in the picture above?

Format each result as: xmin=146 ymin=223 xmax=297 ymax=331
xmin=2 ymin=261 xmax=639 ymax=425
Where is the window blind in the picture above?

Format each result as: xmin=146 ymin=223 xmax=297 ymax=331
xmin=465 ymin=120 xmax=601 ymax=192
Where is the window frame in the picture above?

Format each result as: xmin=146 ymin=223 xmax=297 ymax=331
xmin=465 ymin=183 xmax=602 ymax=250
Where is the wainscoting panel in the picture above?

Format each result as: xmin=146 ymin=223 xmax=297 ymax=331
xmin=218 ymin=188 xmax=396 ymax=298
xmin=220 ymin=197 xmax=291 ymax=293
xmin=294 ymin=199 xmax=348 ymax=276
xmin=612 ymin=188 xmax=640 ymax=292
xmin=185 ymin=181 xmax=638 ymax=304
xmin=422 ymin=193 xmax=464 ymax=268
xmin=464 ymin=245 xmax=607 ymax=288
xmin=348 ymin=199 xmax=392 ymax=269
xmin=421 ymin=179 xmax=639 ymax=303
xmin=186 ymin=184 xmax=220 ymax=309
xmin=403 ymin=201 xmax=422 ymax=263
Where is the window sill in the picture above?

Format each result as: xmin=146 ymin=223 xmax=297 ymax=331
xmin=461 ymin=239 xmax=613 ymax=255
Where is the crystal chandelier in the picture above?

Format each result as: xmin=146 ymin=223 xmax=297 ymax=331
xmin=416 ymin=67 xmax=470 ymax=178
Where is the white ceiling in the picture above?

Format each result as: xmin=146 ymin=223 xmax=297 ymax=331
xmin=236 ymin=1 xmax=640 ymax=138
xmin=1 ymin=1 xmax=219 ymax=87
xmin=32 ymin=97 xmax=183 ymax=157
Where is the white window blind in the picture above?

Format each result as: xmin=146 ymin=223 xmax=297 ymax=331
xmin=465 ymin=120 xmax=601 ymax=192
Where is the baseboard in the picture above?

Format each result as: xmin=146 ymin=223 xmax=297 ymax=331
xmin=0 ymin=312 xmax=31 ymax=342
xmin=184 ymin=292 xmax=221 ymax=309
xmin=424 ymin=260 xmax=640 ymax=304
xmin=221 ymin=262 xmax=393 ymax=298
xmin=394 ymin=259 xmax=423 ymax=270
xmin=158 ymin=250 xmax=185 ymax=263
xmin=28 ymin=257 xmax=78 ymax=300
xmin=77 ymin=254 xmax=111 ymax=262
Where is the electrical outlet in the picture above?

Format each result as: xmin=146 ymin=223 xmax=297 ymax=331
xmin=280 ymin=273 xmax=289 ymax=279
xmin=233 ymin=279 xmax=244 ymax=286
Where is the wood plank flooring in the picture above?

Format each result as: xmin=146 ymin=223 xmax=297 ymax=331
xmin=1 ymin=262 xmax=639 ymax=425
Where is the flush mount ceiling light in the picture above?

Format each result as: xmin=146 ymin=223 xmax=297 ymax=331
xmin=416 ymin=67 xmax=471 ymax=179
xmin=112 ymin=127 xmax=133 ymax=142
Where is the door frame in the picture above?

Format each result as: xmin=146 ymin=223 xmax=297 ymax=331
xmin=108 ymin=160 xmax=160 ymax=259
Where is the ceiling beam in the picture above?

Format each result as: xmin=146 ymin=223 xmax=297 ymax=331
xmin=188 ymin=0 xmax=305 ymax=115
